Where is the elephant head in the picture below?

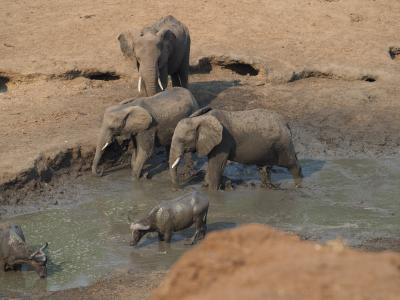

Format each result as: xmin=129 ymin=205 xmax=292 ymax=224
xmin=169 ymin=113 xmax=223 ymax=185
xmin=118 ymin=29 xmax=176 ymax=96
xmin=92 ymin=105 xmax=152 ymax=176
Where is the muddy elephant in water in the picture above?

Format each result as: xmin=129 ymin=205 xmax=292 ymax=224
xmin=169 ymin=107 xmax=303 ymax=190
xmin=118 ymin=15 xmax=190 ymax=96
xmin=0 ymin=224 xmax=48 ymax=278
xmin=129 ymin=192 xmax=209 ymax=246
xmin=92 ymin=87 xmax=199 ymax=179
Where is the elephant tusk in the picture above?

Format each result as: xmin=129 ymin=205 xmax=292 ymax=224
xmin=158 ymin=77 xmax=164 ymax=90
xmin=102 ymin=142 xmax=109 ymax=151
xmin=171 ymin=157 xmax=181 ymax=169
xmin=138 ymin=76 xmax=142 ymax=93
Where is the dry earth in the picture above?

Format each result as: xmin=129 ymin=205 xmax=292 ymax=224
xmin=152 ymin=224 xmax=400 ymax=300
xmin=1 ymin=0 xmax=400 ymax=298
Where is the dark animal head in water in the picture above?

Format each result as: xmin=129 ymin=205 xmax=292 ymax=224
xmin=129 ymin=223 xmax=150 ymax=246
xmin=1 ymin=224 xmax=48 ymax=278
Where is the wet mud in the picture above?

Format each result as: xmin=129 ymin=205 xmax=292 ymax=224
xmin=1 ymin=157 xmax=399 ymax=298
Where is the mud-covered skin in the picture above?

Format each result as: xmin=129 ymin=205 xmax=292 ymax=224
xmin=169 ymin=108 xmax=303 ymax=190
xmin=118 ymin=15 xmax=190 ymax=96
xmin=0 ymin=224 xmax=48 ymax=278
xmin=92 ymin=87 xmax=199 ymax=179
xmin=130 ymin=192 xmax=209 ymax=246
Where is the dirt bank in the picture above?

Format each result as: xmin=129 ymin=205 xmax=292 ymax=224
xmin=152 ymin=224 xmax=400 ymax=300
xmin=1 ymin=0 xmax=400 ymax=207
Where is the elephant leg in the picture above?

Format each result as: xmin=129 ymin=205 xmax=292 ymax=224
xmin=206 ymin=151 xmax=228 ymax=190
xmin=259 ymin=166 xmax=280 ymax=189
xmin=178 ymin=41 xmax=190 ymax=88
xmin=130 ymin=139 xmax=137 ymax=170
xmin=165 ymin=144 xmax=171 ymax=160
xmin=158 ymin=232 xmax=165 ymax=241
xmin=163 ymin=228 xmax=173 ymax=243
xmin=132 ymin=131 xmax=155 ymax=179
xmin=170 ymin=73 xmax=181 ymax=87
xmin=188 ymin=214 xmax=206 ymax=245
xmin=177 ymin=59 xmax=189 ymax=88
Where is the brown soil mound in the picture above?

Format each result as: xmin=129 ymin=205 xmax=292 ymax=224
xmin=152 ymin=224 xmax=400 ymax=300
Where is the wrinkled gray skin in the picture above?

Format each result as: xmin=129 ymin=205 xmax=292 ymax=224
xmin=118 ymin=15 xmax=190 ymax=96
xmin=129 ymin=192 xmax=208 ymax=246
xmin=0 ymin=224 xmax=48 ymax=278
xmin=169 ymin=108 xmax=303 ymax=190
xmin=92 ymin=87 xmax=199 ymax=178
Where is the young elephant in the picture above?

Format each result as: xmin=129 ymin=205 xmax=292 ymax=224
xmin=169 ymin=108 xmax=303 ymax=190
xmin=92 ymin=87 xmax=199 ymax=178
xmin=0 ymin=224 xmax=48 ymax=278
xmin=129 ymin=192 xmax=208 ymax=246
xmin=118 ymin=15 xmax=190 ymax=96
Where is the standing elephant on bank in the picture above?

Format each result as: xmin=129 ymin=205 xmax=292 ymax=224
xmin=169 ymin=108 xmax=303 ymax=190
xmin=92 ymin=87 xmax=199 ymax=179
xmin=118 ymin=15 xmax=190 ymax=96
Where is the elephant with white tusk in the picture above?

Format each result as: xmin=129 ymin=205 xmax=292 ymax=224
xmin=92 ymin=87 xmax=199 ymax=179
xmin=118 ymin=15 xmax=190 ymax=96
xmin=169 ymin=107 xmax=303 ymax=190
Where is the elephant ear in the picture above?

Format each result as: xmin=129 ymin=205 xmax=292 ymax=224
xmin=123 ymin=106 xmax=152 ymax=134
xmin=118 ymin=31 xmax=138 ymax=70
xmin=196 ymin=116 xmax=223 ymax=157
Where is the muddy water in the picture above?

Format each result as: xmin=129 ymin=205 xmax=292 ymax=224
xmin=1 ymin=158 xmax=399 ymax=297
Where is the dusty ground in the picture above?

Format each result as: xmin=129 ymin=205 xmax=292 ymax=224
xmin=152 ymin=224 xmax=400 ymax=300
xmin=1 ymin=0 xmax=400 ymax=298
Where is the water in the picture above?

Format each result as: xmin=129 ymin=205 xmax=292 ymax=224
xmin=1 ymin=158 xmax=399 ymax=297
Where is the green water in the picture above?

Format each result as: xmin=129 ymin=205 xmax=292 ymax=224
xmin=0 ymin=158 xmax=399 ymax=297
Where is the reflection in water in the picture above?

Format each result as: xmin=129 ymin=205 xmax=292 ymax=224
xmin=0 ymin=158 xmax=399 ymax=297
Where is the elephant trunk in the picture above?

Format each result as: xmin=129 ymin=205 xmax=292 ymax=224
xmin=140 ymin=64 xmax=162 ymax=96
xmin=92 ymin=127 xmax=112 ymax=176
xmin=169 ymin=144 xmax=184 ymax=186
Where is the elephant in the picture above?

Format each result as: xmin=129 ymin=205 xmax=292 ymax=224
xmin=129 ymin=192 xmax=208 ymax=246
xmin=118 ymin=15 xmax=190 ymax=96
xmin=0 ymin=223 xmax=48 ymax=278
xmin=169 ymin=107 xmax=303 ymax=190
xmin=92 ymin=87 xmax=199 ymax=179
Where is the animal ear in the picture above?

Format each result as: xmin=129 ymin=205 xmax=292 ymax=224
xmin=196 ymin=116 xmax=223 ymax=156
xmin=157 ymin=29 xmax=176 ymax=44
xmin=123 ymin=106 xmax=152 ymax=134
xmin=117 ymin=31 xmax=138 ymax=70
